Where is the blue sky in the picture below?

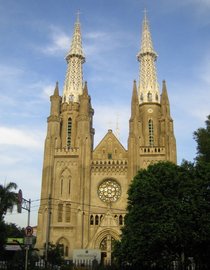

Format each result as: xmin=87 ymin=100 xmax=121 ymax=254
xmin=1 ymin=0 xmax=210 ymax=227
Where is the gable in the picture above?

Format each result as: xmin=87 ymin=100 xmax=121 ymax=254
xmin=93 ymin=129 xmax=127 ymax=160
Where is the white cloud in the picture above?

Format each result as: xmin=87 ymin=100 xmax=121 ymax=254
xmin=0 ymin=126 xmax=43 ymax=149
xmin=84 ymin=30 xmax=135 ymax=57
xmin=40 ymin=26 xmax=70 ymax=55
xmin=42 ymin=83 xmax=55 ymax=97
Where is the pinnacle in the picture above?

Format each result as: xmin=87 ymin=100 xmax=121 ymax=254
xmin=162 ymin=80 xmax=168 ymax=95
xmin=132 ymin=80 xmax=138 ymax=100
xmin=83 ymin=81 xmax=88 ymax=96
xmin=54 ymin=81 xmax=59 ymax=96
xmin=161 ymin=80 xmax=170 ymax=116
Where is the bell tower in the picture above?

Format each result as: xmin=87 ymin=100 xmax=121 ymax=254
xmin=36 ymin=14 xmax=94 ymax=257
xmin=128 ymin=13 xmax=176 ymax=180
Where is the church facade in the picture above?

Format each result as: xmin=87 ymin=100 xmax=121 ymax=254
xmin=36 ymin=14 xmax=176 ymax=263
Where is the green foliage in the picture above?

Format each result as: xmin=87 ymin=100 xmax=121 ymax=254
xmin=0 ymin=182 xmax=18 ymax=220
xmin=44 ymin=242 xmax=65 ymax=267
xmin=0 ymin=182 xmax=18 ymax=256
xmin=5 ymin=222 xmax=25 ymax=238
xmin=194 ymin=115 xmax=210 ymax=163
xmin=113 ymin=161 xmax=210 ymax=269
xmin=0 ymin=220 xmax=7 ymax=256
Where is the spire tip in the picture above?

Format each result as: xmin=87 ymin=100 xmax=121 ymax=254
xmin=76 ymin=10 xmax=81 ymax=23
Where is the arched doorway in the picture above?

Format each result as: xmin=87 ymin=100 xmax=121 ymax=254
xmin=99 ymin=234 xmax=116 ymax=265
xmin=57 ymin=237 xmax=69 ymax=258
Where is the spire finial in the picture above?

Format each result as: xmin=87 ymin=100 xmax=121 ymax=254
xmin=76 ymin=10 xmax=81 ymax=23
xmin=143 ymin=8 xmax=147 ymax=20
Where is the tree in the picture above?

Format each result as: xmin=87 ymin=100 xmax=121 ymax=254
xmin=5 ymin=222 xmax=25 ymax=238
xmin=0 ymin=222 xmax=25 ymax=260
xmin=0 ymin=220 xmax=7 ymax=256
xmin=113 ymin=161 xmax=210 ymax=269
xmin=194 ymin=115 xmax=210 ymax=163
xmin=0 ymin=182 xmax=18 ymax=256
xmin=0 ymin=182 xmax=18 ymax=220
xmin=44 ymin=242 xmax=64 ymax=269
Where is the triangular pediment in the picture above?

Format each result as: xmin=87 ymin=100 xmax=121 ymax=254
xmin=93 ymin=129 xmax=127 ymax=160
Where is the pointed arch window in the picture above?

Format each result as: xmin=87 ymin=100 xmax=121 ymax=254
xmin=67 ymin=118 xmax=72 ymax=147
xmin=61 ymin=178 xmax=63 ymax=195
xmin=147 ymin=92 xmax=152 ymax=102
xmin=148 ymin=119 xmax=154 ymax=146
xmin=58 ymin=203 xmax=63 ymax=222
xmin=95 ymin=215 xmax=99 ymax=225
xmin=140 ymin=93 xmax=143 ymax=101
xmin=65 ymin=246 xmax=69 ymax=257
xmin=90 ymin=215 xmax=94 ymax=225
xmin=66 ymin=203 xmax=71 ymax=222
xmin=119 ymin=215 xmax=123 ymax=225
xmin=68 ymin=178 xmax=71 ymax=195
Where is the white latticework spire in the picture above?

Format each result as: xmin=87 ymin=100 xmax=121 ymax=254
xmin=62 ymin=13 xmax=85 ymax=103
xmin=137 ymin=12 xmax=160 ymax=104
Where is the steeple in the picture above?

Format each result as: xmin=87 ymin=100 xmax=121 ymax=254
xmin=62 ymin=12 xmax=85 ymax=103
xmin=137 ymin=11 xmax=160 ymax=104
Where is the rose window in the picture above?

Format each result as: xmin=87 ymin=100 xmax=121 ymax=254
xmin=98 ymin=179 xmax=121 ymax=203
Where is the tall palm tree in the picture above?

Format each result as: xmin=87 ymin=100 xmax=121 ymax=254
xmin=0 ymin=182 xmax=18 ymax=220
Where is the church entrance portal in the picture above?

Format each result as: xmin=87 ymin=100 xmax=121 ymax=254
xmin=99 ymin=234 xmax=115 ymax=265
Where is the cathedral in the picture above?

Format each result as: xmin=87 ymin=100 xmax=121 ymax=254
xmin=36 ymin=13 xmax=176 ymax=264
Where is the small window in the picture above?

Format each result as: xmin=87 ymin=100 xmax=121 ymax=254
xmin=90 ymin=215 xmax=94 ymax=225
xmin=61 ymin=179 xmax=63 ymax=195
xmin=67 ymin=118 xmax=72 ymax=147
xmin=147 ymin=92 xmax=152 ymax=102
xmin=108 ymin=153 xmax=112 ymax=159
xmin=119 ymin=215 xmax=123 ymax=225
xmin=95 ymin=215 xmax=99 ymax=225
xmin=65 ymin=246 xmax=69 ymax=257
xmin=68 ymin=179 xmax=71 ymax=195
xmin=148 ymin=119 xmax=154 ymax=146
xmin=140 ymin=93 xmax=143 ymax=101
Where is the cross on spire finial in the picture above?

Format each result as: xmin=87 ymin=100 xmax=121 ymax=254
xmin=76 ymin=10 xmax=81 ymax=23
xmin=143 ymin=8 xmax=148 ymax=21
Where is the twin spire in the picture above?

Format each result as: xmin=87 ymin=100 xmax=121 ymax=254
xmin=137 ymin=12 xmax=160 ymax=104
xmin=62 ymin=13 xmax=85 ymax=103
xmin=62 ymin=12 xmax=160 ymax=105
